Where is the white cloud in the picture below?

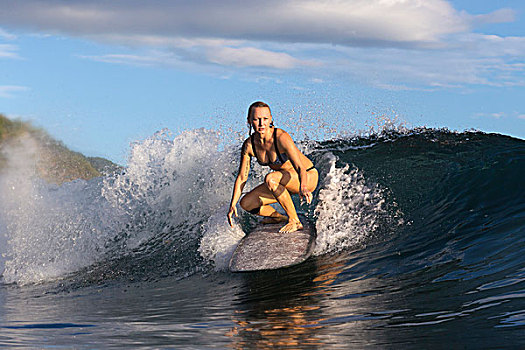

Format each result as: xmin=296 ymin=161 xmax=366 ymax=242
xmin=0 ymin=28 xmax=20 ymax=59
xmin=517 ymin=114 xmax=525 ymax=120
xmin=0 ymin=28 xmax=17 ymax=40
xmin=316 ymin=28 xmax=525 ymax=89
xmin=451 ymin=33 xmax=525 ymax=58
xmin=0 ymin=85 xmax=29 ymax=98
xmin=206 ymin=47 xmax=307 ymax=69
xmin=78 ymin=53 xmax=169 ymax=67
xmin=0 ymin=0 xmax=469 ymax=47
xmin=0 ymin=44 xmax=20 ymax=59
xmin=79 ymin=46 xmax=314 ymax=70
xmin=470 ymin=8 xmax=516 ymax=26
xmin=0 ymin=1 xmax=522 ymax=89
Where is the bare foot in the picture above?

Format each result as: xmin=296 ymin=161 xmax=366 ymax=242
xmin=261 ymin=215 xmax=288 ymax=224
xmin=279 ymin=220 xmax=303 ymax=233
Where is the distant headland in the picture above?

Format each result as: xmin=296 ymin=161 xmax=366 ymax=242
xmin=0 ymin=114 xmax=121 ymax=184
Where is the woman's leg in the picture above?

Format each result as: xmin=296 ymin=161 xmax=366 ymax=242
xmin=263 ymin=171 xmax=303 ymax=232
xmin=239 ymin=183 xmax=285 ymax=221
xmin=268 ymin=169 xmax=319 ymax=232
xmin=240 ymin=169 xmax=318 ymax=233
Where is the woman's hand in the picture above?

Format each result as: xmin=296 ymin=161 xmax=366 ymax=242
xmin=300 ymin=184 xmax=313 ymax=204
xmin=227 ymin=205 xmax=238 ymax=227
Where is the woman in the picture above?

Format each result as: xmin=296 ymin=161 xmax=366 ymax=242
xmin=227 ymin=101 xmax=318 ymax=233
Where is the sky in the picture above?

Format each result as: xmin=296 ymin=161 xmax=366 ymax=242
xmin=0 ymin=0 xmax=524 ymax=164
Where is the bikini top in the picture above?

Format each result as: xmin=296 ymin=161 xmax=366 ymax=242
xmin=250 ymin=128 xmax=289 ymax=166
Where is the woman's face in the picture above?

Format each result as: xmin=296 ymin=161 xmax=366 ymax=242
xmin=250 ymin=107 xmax=272 ymax=134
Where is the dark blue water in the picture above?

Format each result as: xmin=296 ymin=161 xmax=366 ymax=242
xmin=1 ymin=129 xmax=524 ymax=348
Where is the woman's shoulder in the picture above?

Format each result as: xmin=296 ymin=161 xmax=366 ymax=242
xmin=243 ymin=135 xmax=254 ymax=146
xmin=275 ymin=128 xmax=293 ymax=143
xmin=241 ymin=137 xmax=254 ymax=155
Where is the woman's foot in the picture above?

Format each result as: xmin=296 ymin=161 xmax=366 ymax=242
xmin=279 ymin=220 xmax=303 ymax=233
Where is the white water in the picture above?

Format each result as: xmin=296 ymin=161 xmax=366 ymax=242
xmin=0 ymin=135 xmax=110 ymax=284
xmin=0 ymin=128 xmax=393 ymax=284
xmin=313 ymin=153 xmax=389 ymax=255
xmin=0 ymin=129 xmax=237 ymax=284
xmin=198 ymin=208 xmax=246 ymax=271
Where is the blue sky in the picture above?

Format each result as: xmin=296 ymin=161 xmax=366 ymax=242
xmin=1 ymin=0 xmax=524 ymax=164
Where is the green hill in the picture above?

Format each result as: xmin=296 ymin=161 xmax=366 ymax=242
xmin=0 ymin=114 xmax=120 ymax=184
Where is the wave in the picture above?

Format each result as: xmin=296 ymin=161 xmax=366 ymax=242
xmin=316 ymin=129 xmax=525 ymax=284
xmin=0 ymin=128 xmax=523 ymax=288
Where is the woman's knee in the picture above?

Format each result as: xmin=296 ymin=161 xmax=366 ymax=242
xmin=239 ymin=195 xmax=250 ymax=211
xmin=240 ymin=194 xmax=259 ymax=211
xmin=265 ymin=173 xmax=281 ymax=192
xmin=240 ymin=195 xmax=261 ymax=215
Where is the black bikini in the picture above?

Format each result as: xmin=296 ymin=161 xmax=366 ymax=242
xmin=250 ymin=128 xmax=315 ymax=171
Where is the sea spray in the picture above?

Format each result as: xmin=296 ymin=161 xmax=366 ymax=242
xmin=313 ymin=153 xmax=391 ymax=255
xmin=0 ymin=135 xmax=110 ymax=284
xmin=1 ymin=129 xmax=243 ymax=284
xmin=82 ymin=128 xmax=249 ymax=281
xmin=198 ymin=207 xmax=245 ymax=271
xmin=101 ymin=129 xmax=240 ymax=251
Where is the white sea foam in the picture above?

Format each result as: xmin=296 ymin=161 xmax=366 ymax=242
xmin=313 ymin=153 xmax=388 ymax=255
xmin=101 ymin=129 xmax=238 ymax=252
xmin=0 ymin=129 xmax=242 ymax=284
xmin=198 ymin=207 xmax=245 ymax=271
xmin=0 ymin=135 xmax=110 ymax=284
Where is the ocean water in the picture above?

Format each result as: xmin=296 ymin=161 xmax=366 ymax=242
xmin=0 ymin=128 xmax=524 ymax=348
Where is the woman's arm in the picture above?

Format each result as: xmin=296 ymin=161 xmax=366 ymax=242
xmin=277 ymin=130 xmax=313 ymax=204
xmin=228 ymin=140 xmax=251 ymax=227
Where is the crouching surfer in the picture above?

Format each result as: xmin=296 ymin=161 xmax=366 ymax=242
xmin=227 ymin=101 xmax=318 ymax=233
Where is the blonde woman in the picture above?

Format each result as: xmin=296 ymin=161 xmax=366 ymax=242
xmin=227 ymin=101 xmax=318 ymax=233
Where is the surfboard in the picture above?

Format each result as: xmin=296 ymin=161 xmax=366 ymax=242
xmin=229 ymin=214 xmax=316 ymax=272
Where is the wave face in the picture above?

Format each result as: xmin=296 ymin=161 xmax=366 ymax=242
xmin=316 ymin=129 xmax=524 ymax=275
xmin=310 ymin=129 xmax=525 ymax=331
xmin=0 ymin=128 xmax=523 ymax=295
